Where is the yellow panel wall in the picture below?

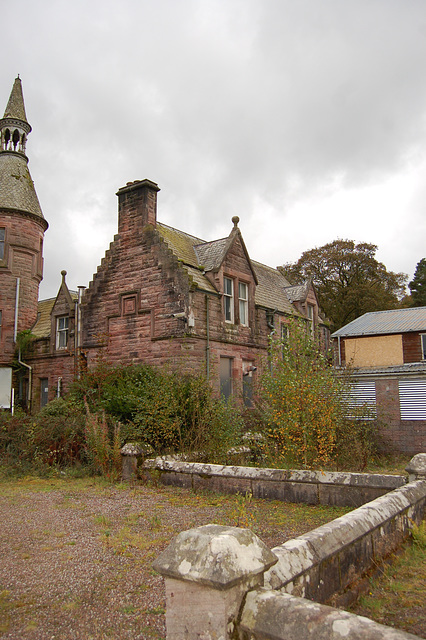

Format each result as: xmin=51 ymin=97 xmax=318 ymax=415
xmin=344 ymin=335 xmax=403 ymax=367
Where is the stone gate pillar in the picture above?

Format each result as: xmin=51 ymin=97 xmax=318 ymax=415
xmin=153 ymin=524 xmax=277 ymax=640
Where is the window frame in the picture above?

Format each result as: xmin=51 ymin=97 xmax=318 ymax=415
xmin=56 ymin=316 xmax=69 ymax=350
xmin=238 ymin=281 xmax=249 ymax=327
xmin=421 ymin=334 xmax=426 ymax=361
xmin=0 ymin=227 xmax=5 ymax=261
xmin=224 ymin=277 xmax=234 ymax=323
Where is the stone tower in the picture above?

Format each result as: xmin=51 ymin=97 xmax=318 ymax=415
xmin=0 ymin=76 xmax=48 ymax=366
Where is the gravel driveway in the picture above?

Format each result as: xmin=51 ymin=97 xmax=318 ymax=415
xmin=0 ymin=476 xmax=349 ymax=640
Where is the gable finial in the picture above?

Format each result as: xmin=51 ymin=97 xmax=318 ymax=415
xmin=232 ymin=216 xmax=239 ymax=228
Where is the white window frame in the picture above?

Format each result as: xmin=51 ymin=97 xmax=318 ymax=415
xmin=238 ymin=282 xmax=248 ymax=326
xmin=421 ymin=334 xmax=426 ymax=360
xmin=307 ymin=303 xmax=314 ymax=335
xmin=224 ymin=277 xmax=234 ymax=323
xmin=56 ymin=316 xmax=69 ymax=350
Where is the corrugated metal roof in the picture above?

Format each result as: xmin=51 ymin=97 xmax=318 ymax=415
xmin=332 ymin=307 xmax=426 ymax=338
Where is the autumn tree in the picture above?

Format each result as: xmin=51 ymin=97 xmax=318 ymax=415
xmin=409 ymin=258 xmax=426 ymax=307
xmin=258 ymin=320 xmax=345 ymax=468
xmin=282 ymin=239 xmax=407 ymax=330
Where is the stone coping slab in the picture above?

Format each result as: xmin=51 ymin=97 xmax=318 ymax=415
xmin=144 ymin=458 xmax=406 ymax=489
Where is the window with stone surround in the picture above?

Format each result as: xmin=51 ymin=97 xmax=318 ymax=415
xmin=0 ymin=228 xmax=5 ymax=261
xmin=56 ymin=316 xmax=69 ymax=350
xmin=238 ymin=282 xmax=248 ymax=326
xmin=224 ymin=277 xmax=234 ymax=323
xmin=220 ymin=356 xmax=233 ymax=400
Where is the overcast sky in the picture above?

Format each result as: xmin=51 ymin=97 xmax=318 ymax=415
xmin=2 ymin=0 xmax=426 ymax=299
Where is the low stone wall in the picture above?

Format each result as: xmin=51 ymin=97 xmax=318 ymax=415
xmin=239 ymin=590 xmax=420 ymax=640
xmin=153 ymin=454 xmax=426 ymax=640
xmin=143 ymin=458 xmax=406 ymax=507
xmin=264 ymin=479 xmax=426 ymax=605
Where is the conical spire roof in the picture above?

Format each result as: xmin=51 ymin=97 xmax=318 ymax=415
xmin=0 ymin=77 xmax=46 ymax=225
xmin=3 ymin=76 xmax=29 ymax=124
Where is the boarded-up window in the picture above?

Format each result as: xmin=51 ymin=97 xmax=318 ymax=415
xmin=399 ymin=379 xmax=426 ymax=420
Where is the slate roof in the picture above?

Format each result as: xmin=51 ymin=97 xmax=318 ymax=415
xmin=33 ymin=292 xmax=78 ymax=339
xmin=3 ymin=77 xmax=29 ymax=123
xmin=332 ymin=307 xmax=426 ymax=338
xmin=157 ymin=222 xmax=299 ymax=314
xmin=194 ymin=238 xmax=229 ymax=271
xmin=0 ymin=153 xmax=44 ymax=219
xmin=252 ymin=261 xmax=298 ymax=315
xmin=0 ymin=77 xmax=45 ymax=222
xmin=285 ymin=282 xmax=309 ymax=303
xmin=32 ymin=298 xmax=55 ymax=338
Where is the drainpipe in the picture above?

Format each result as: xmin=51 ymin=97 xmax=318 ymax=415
xmin=75 ymin=286 xmax=85 ymax=379
xmin=17 ymin=346 xmax=32 ymax=414
xmin=14 ymin=277 xmax=33 ymax=412
xmin=205 ymin=295 xmax=210 ymax=380
xmin=13 ymin=277 xmax=20 ymax=343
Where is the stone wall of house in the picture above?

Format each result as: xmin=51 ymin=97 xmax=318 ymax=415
xmin=0 ymin=211 xmax=45 ymax=365
xmin=79 ymin=179 xmax=276 ymax=393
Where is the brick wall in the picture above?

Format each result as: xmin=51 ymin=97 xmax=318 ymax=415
xmin=375 ymin=378 xmax=426 ymax=454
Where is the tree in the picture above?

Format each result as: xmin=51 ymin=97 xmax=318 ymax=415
xmin=409 ymin=258 xmax=426 ymax=307
xmin=282 ymin=239 xmax=407 ymax=330
xmin=258 ymin=320 xmax=345 ymax=468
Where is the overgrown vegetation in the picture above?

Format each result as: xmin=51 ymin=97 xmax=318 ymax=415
xmin=0 ymin=362 xmax=243 ymax=477
xmin=255 ymin=320 xmax=379 ymax=470
xmin=1 ymin=326 xmax=387 ymax=477
xmin=349 ymin=520 xmax=426 ymax=637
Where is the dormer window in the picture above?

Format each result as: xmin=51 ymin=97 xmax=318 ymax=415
xmin=224 ymin=277 xmax=234 ymax=323
xmin=238 ymin=282 xmax=248 ymax=326
xmin=56 ymin=316 xmax=69 ymax=350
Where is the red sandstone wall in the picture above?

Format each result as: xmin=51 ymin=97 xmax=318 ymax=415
xmin=0 ymin=211 xmax=45 ymax=365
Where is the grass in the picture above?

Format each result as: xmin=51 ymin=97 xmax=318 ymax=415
xmin=349 ymin=521 xmax=426 ymax=638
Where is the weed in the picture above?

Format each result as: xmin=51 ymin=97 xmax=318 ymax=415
xmin=144 ymin=606 xmax=165 ymax=615
xmin=229 ymin=491 xmax=255 ymax=528
xmin=93 ymin=514 xmax=112 ymax=528
xmin=412 ymin=521 xmax=426 ymax=548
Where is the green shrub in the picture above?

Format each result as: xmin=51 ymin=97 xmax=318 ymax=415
xmin=71 ymin=362 xmax=243 ymax=462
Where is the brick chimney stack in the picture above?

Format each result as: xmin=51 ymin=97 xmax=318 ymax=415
xmin=116 ymin=179 xmax=160 ymax=237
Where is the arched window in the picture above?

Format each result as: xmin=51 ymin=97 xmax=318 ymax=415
xmin=4 ymin=129 xmax=10 ymax=149
xmin=12 ymin=129 xmax=20 ymax=150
